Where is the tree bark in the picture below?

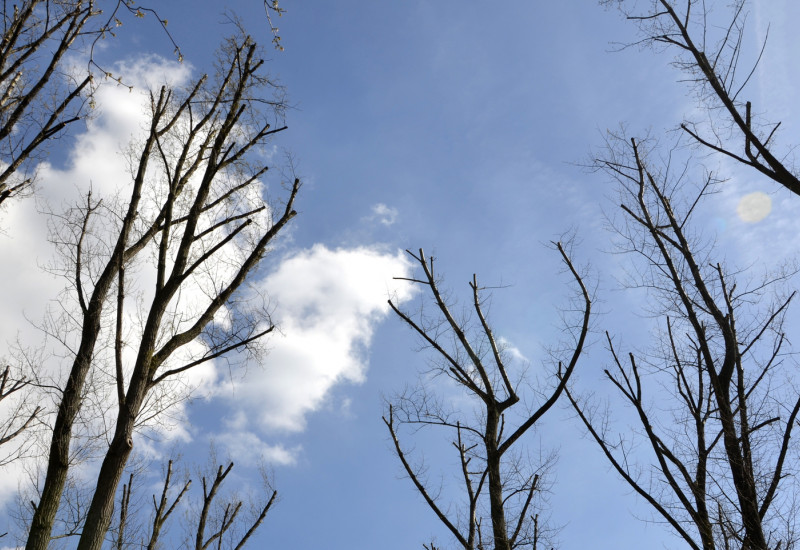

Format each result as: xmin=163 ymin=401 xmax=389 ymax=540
xmin=485 ymin=409 xmax=510 ymax=550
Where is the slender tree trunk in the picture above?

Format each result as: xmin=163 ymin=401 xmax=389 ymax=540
xmin=26 ymin=94 xmax=161 ymax=550
xmin=26 ymin=304 xmax=109 ymax=550
xmin=693 ymin=463 xmax=715 ymax=550
xmin=485 ymin=409 xmax=510 ymax=550
xmin=714 ymin=385 xmax=767 ymax=550
xmin=25 ymin=358 xmax=90 ymax=550
xmin=77 ymin=368 xmax=151 ymax=549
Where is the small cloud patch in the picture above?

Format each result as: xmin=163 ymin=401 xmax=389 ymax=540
xmin=367 ymin=203 xmax=399 ymax=226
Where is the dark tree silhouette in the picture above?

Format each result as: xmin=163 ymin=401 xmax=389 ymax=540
xmin=603 ymin=0 xmax=800 ymax=196
xmin=386 ymin=245 xmax=591 ymax=550
xmin=24 ymin=33 xmax=298 ymax=550
xmin=568 ymin=135 xmax=800 ymax=550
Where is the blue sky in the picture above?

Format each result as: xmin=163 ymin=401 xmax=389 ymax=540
xmin=1 ymin=1 xmax=800 ymax=548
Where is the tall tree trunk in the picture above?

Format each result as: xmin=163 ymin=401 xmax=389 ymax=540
xmin=76 ymin=415 xmax=137 ymax=550
xmin=77 ymin=364 xmax=150 ymax=550
xmin=26 ymin=91 xmax=162 ymax=550
xmin=714 ymin=386 xmax=767 ymax=550
xmin=26 ymin=287 xmax=117 ymax=550
xmin=485 ymin=409 xmax=510 ymax=550
xmin=26 ymin=352 xmax=92 ymax=550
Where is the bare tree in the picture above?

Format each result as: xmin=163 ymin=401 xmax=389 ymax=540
xmin=110 ymin=457 xmax=276 ymax=550
xmin=22 ymin=31 xmax=299 ymax=550
xmin=189 ymin=461 xmax=276 ymax=550
xmin=0 ymin=0 xmax=92 ymax=206
xmin=384 ymin=246 xmax=591 ymax=550
xmin=603 ymin=0 xmax=800 ymax=197
xmin=0 ymin=1 xmax=176 ymax=208
xmin=0 ymin=0 xmax=289 ymax=210
xmin=567 ymin=135 xmax=800 ymax=550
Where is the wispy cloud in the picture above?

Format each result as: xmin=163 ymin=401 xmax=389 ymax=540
xmin=365 ymin=203 xmax=399 ymax=226
xmin=497 ymin=336 xmax=528 ymax=364
xmin=214 ymin=429 xmax=300 ymax=467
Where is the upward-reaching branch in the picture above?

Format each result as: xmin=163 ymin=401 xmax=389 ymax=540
xmin=0 ymin=366 xmax=41 ymax=452
xmin=609 ymin=0 xmax=800 ymax=196
xmin=0 ymin=1 xmax=196 ymax=209
xmin=23 ymin=31 xmax=297 ymax=550
xmin=574 ymin=132 xmax=799 ymax=550
xmin=146 ymin=460 xmax=191 ymax=550
xmin=386 ymin=244 xmax=590 ymax=550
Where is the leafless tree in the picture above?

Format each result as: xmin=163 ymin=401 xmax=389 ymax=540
xmin=21 ymin=31 xmax=299 ymax=550
xmin=0 ymin=0 xmax=92 ymax=206
xmin=109 ymin=457 xmax=276 ymax=550
xmin=602 ymin=0 xmax=800 ymax=197
xmin=567 ymin=135 xmax=800 ymax=550
xmin=0 ymin=0 xmax=289 ymax=210
xmin=384 ymin=246 xmax=591 ymax=550
xmin=0 ymin=1 xmax=176 ymax=208
xmin=187 ymin=461 xmax=276 ymax=550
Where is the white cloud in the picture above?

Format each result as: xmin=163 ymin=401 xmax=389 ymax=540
xmin=0 ymin=56 xmax=218 ymax=508
xmin=0 ymin=52 xmax=415 ymax=506
xmin=497 ymin=336 xmax=528 ymax=364
xmin=0 ymin=54 xmax=192 ymax=333
xmin=223 ymin=244 xmax=416 ymax=433
xmin=0 ymin=458 xmax=25 ymax=511
xmin=214 ymin=429 xmax=300 ymax=467
xmin=366 ymin=203 xmax=399 ymax=226
xmin=0 ymin=56 xmax=191 ymax=360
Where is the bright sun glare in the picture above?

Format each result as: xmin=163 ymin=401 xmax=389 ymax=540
xmin=736 ymin=191 xmax=772 ymax=223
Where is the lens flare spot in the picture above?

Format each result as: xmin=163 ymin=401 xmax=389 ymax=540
xmin=736 ymin=192 xmax=771 ymax=223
